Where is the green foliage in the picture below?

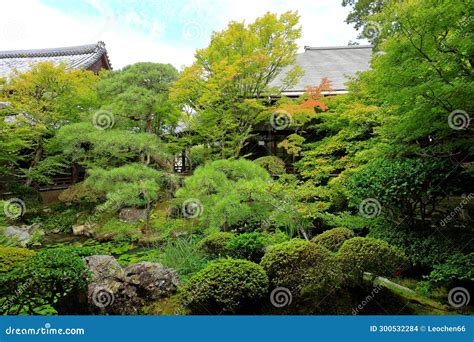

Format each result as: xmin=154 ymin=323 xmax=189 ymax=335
xmin=97 ymin=63 xmax=180 ymax=134
xmin=176 ymin=159 xmax=274 ymax=230
xmin=95 ymin=218 xmax=141 ymax=242
xmin=293 ymin=96 xmax=381 ymax=227
xmin=226 ymin=232 xmax=266 ymax=262
xmin=368 ymin=222 xmax=464 ymax=268
xmin=0 ymin=62 xmax=99 ymax=184
xmin=0 ymin=247 xmax=36 ymax=273
xmin=181 ymin=258 xmax=268 ymax=314
xmin=31 ymin=207 xmax=78 ymax=233
xmin=170 ymin=11 xmax=302 ymax=158
xmin=198 ymin=232 xmax=234 ymax=258
xmin=338 ymin=237 xmax=408 ymax=282
xmin=159 ymin=237 xmax=209 ymax=282
xmin=260 ymin=239 xmax=342 ymax=299
xmin=55 ymin=122 xmax=169 ymax=170
xmin=254 ymin=156 xmax=286 ymax=175
xmin=0 ymin=247 xmax=89 ymax=314
xmin=347 ymin=158 xmax=454 ymax=226
xmin=84 ymin=163 xmax=171 ymax=229
xmin=342 ymin=0 xmax=387 ymax=32
xmin=419 ymin=253 xmax=474 ymax=291
xmin=312 ymin=227 xmax=355 ymax=252
xmin=363 ymin=0 xmax=473 ymax=158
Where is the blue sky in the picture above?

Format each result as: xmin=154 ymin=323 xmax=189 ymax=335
xmin=1 ymin=0 xmax=364 ymax=69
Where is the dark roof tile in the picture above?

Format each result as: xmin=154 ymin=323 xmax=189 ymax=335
xmin=0 ymin=41 xmax=112 ymax=78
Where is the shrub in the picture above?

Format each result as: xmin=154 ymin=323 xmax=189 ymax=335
xmin=419 ymin=253 xmax=474 ymax=291
xmin=226 ymin=232 xmax=266 ymax=262
xmin=181 ymin=259 xmax=268 ymax=314
xmin=312 ymin=227 xmax=355 ymax=252
xmin=0 ymin=247 xmax=89 ymax=314
xmin=260 ymin=239 xmax=342 ymax=298
xmin=347 ymin=158 xmax=453 ymax=227
xmin=338 ymin=237 xmax=408 ymax=282
xmin=254 ymin=156 xmax=286 ymax=175
xmin=369 ymin=222 xmax=464 ymax=268
xmin=175 ymin=159 xmax=273 ymax=230
xmin=0 ymin=247 xmax=36 ymax=273
xmin=198 ymin=232 xmax=234 ymax=258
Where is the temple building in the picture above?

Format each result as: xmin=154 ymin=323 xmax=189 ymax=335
xmin=0 ymin=41 xmax=112 ymax=80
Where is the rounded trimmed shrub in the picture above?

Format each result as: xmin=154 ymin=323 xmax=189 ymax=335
xmin=181 ymin=258 xmax=269 ymax=314
xmin=260 ymin=239 xmax=342 ymax=298
xmin=226 ymin=232 xmax=266 ymax=262
xmin=338 ymin=237 xmax=408 ymax=282
xmin=0 ymin=247 xmax=36 ymax=273
xmin=198 ymin=232 xmax=234 ymax=258
xmin=0 ymin=247 xmax=90 ymax=314
xmin=312 ymin=227 xmax=355 ymax=252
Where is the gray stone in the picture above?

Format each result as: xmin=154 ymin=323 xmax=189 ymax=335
xmin=124 ymin=262 xmax=180 ymax=300
xmin=83 ymin=255 xmax=180 ymax=315
xmin=4 ymin=225 xmax=30 ymax=243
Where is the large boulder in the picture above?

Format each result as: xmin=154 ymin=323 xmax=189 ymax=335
xmin=4 ymin=224 xmax=44 ymax=246
xmin=84 ymin=255 xmax=180 ymax=314
xmin=124 ymin=262 xmax=181 ymax=300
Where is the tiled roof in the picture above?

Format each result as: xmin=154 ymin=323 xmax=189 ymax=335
xmin=270 ymin=45 xmax=373 ymax=95
xmin=0 ymin=41 xmax=112 ymax=79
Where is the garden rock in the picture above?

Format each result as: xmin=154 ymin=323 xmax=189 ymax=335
xmin=84 ymin=255 xmax=180 ymax=314
xmin=4 ymin=224 xmax=44 ymax=246
xmin=72 ymin=223 xmax=94 ymax=237
xmin=124 ymin=262 xmax=180 ymax=300
xmin=119 ymin=208 xmax=146 ymax=223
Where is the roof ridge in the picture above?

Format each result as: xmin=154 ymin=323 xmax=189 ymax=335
xmin=303 ymin=45 xmax=373 ymax=51
xmin=0 ymin=42 xmax=105 ymax=59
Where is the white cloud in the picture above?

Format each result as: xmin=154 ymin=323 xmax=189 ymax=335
xmin=0 ymin=0 xmax=361 ymax=70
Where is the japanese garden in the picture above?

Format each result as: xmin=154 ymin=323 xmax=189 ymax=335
xmin=0 ymin=0 xmax=472 ymax=316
